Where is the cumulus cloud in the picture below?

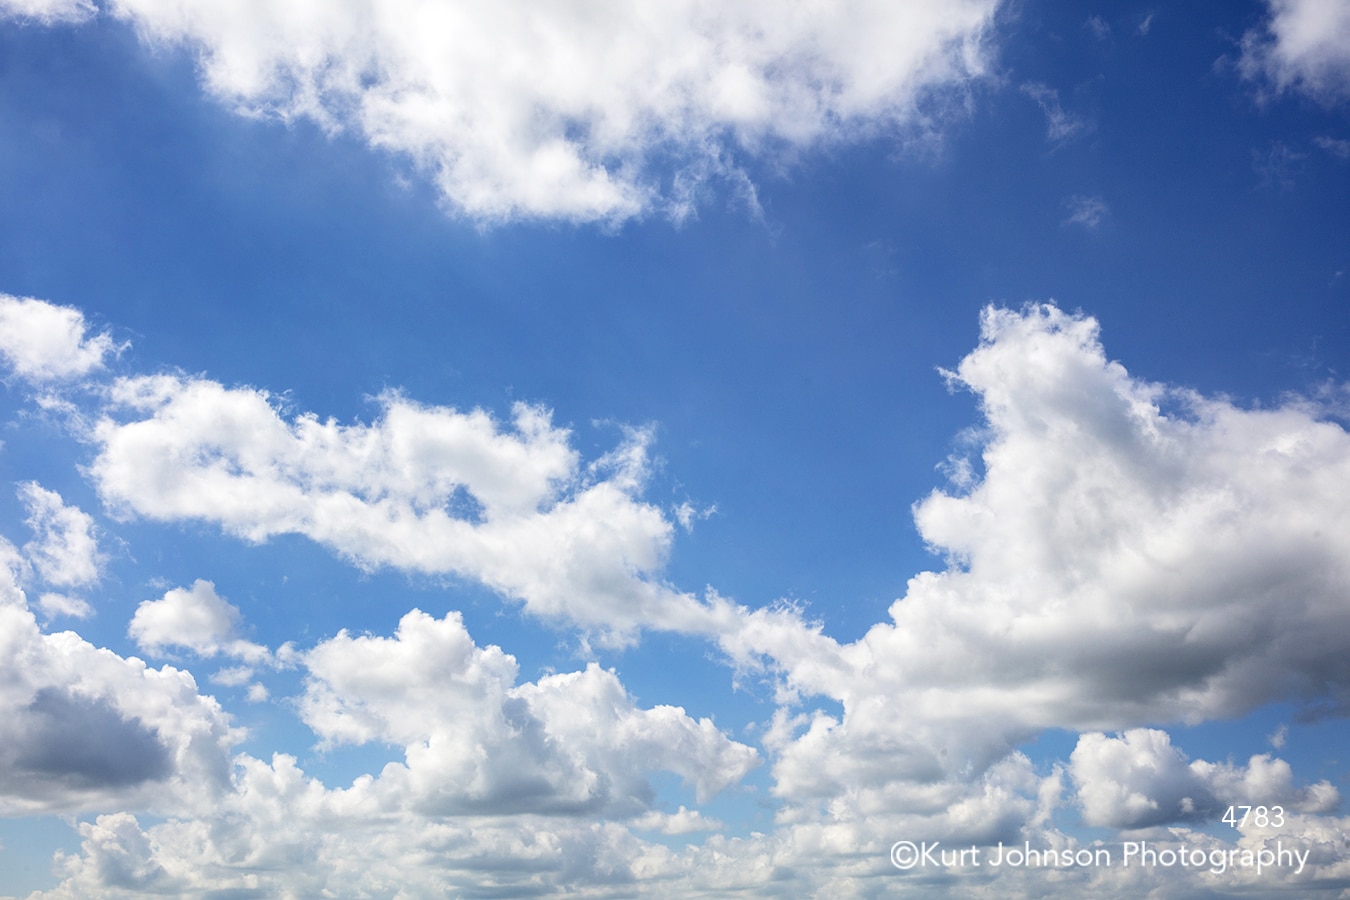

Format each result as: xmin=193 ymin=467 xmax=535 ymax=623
xmin=34 ymin=784 xmax=720 ymax=898
xmin=1241 ymin=0 xmax=1350 ymax=102
xmin=37 ymin=592 xmax=94 ymax=619
xmin=300 ymin=608 xmax=758 ymax=816
xmin=91 ymin=379 xmax=708 ymax=645
xmin=128 ymin=580 xmax=269 ymax=664
xmin=26 ymin=610 xmax=761 ymax=897
xmin=8 ymin=0 xmax=1005 ymax=223
xmin=1070 ymin=729 xmax=1338 ymax=828
xmin=13 ymin=297 xmax=1350 ymax=895
xmin=706 ymin=304 xmax=1350 ymax=835
xmin=0 ymin=559 xmax=238 ymax=816
xmin=0 ymin=294 xmax=120 ymax=382
xmin=20 ymin=483 xmax=102 ymax=589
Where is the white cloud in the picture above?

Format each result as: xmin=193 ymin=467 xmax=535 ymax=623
xmin=128 ymin=580 xmax=269 ymax=664
xmin=37 ymin=592 xmax=94 ymax=619
xmin=25 ymin=609 xmax=761 ymax=897
xmin=207 ymin=665 xmax=253 ymax=688
xmin=0 ymin=559 xmax=239 ymax=817
xmin=34 ymin=789 xmax=705 ymax=897
xmin=1070 ymin=729 xmax=1337 ymax=828
xmin=631 ymin=806 xmax=723 ymax=835
xmin=1242 ymin=0 xmax=1350 ymax=102
xmin=701 ymin=304 xmax=1350 ymax=844
xmin=673 ymin=499 xmax=716 ymax=532
xmin=30 ymin=0 xmax=1006 ymax=224
xmin=12 ymin=300 xmax=1350 ymax=896
xmin=0 ymin=0 xmax=92 ymax=23
xmin=1020 ymin=82 xmax=1087 ymax=144
xmin=1063 ymin=194 xmax=1108 ymax=228
xmin=0 ymin=294 xmax=120 ymax=382
xmin=20 ymin=483 xmax=102 ymax=589
xmin=300 ymin=608 xmax=758 ymax=816
xmin=92 ymin=380 xmax=709 ymax=646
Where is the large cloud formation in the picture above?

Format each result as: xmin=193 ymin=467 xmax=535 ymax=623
xmin=5 ymin=294 xmax=1350 ymax=896
xmin=715 ymin=305 xmax=1350 ymax=816
xmin=0 ymin=0 xmax=999 ymax=223
xmin=91 ymin=378 xmax=705 ymax=646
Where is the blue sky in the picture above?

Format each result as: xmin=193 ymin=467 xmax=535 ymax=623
xmin=0 ymin=0 xmax=1348 ymax=896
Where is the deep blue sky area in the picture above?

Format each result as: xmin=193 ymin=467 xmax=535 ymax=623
xmin=1 ymin=1 xmax=1348 ymax=896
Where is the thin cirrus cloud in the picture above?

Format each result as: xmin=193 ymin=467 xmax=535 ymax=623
xmin=1063 ymin=194 xmax=1108 ymax=228
xmin=0 ymin=0 xmax=1001 ymax=223
xmin=1020 ymin=82 xmax=1088 ymax=144
xmin=0 ymin=0 xmax=91 ymax=23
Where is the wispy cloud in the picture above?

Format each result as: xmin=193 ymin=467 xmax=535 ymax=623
xmin=1253 ymin=141 xmax=1307 ymax=190
xmin=1315 ymin=135 xmax=1350 ymax=158
xmin=1063 ymin=193 xmax=1108 ymax=228
xmin=1020 ymin=82 xmax=1089 ymax=144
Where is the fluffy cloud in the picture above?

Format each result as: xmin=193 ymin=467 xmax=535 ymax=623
xmin=91 ymin=378 xmax=708 ymax=645
xmin=0 ymin=554 xmax=238 ymax=817
xmin=11 ymin=0 xmax=1005 ymax=223
xmin=301 ymin=608 xmax=758 ymax=816
xmin=128 ymin=580 xmax=269 ymax=664
xmin=1070 ymin=729 xmax=1338 ymax=828
xmin=35 ymin=789 xmax=705 ymax=898
xmin=0 ymin=294 xmax=119 ymax=382
xmin=13 ymin=296 xmax=1350 ymax=895
xmin=19 ymin=483 xmax=102 ymax=590
xmin=27 ymin=609 xmax=760 ymax=898
xmin=37 ymin=592 xmax=94 ymax=619
xmin=1242 ymin=0 xmax=1350 ymax=102
xmin=708 ymin=304 xmax=1350 ymax=837
xmin=88 ymin=303 xmax=1350 ymax=840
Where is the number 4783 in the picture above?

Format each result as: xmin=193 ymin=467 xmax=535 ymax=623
xmin=1222 ymin=805 xmax=1285 ymax=828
